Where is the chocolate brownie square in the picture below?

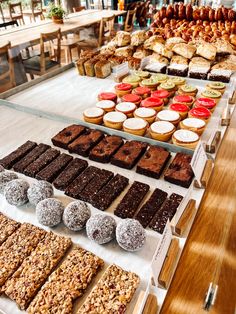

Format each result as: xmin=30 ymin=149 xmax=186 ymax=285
xmin=111 ymin=141 xmax=148 ymax=170
xmin=0 ymin=141 xmax=37 ymax=169
xmin=51 ymin=125 xmax=86 ymax=149
xmin=68 ymin=129 xmax=104 ymax=157
xmin=136 ymin=146 xmax=171 ymax=179
xmin=167 ymin=66 xmax=188 ymax=77
xmin=89 ymin=135 xmax=124 ymax=163
xmin=164 ymin=153 xmax=194 ymax=188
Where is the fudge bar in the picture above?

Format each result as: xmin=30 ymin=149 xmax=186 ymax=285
xmin=51 ymin=124 xmax=86 ymax=149
xmin=36 ymin=153 xmax=73 ymax=182
xmin=53 ymin=158 xmax=88 ymax=191
xmin=0 ymin=140 xmax=37 ymax=169
xmin=78 ymin=169 xmax=114 ymax=203
xmin=23 ymin=148 xmax=60 ymax=177
xmin=0 ymin=223 xmax=46 ymax=287
xmin=167 ymin=64 xmax=189 ymax=77
xmin=0 ymin=213 xmax=21 ymax=245
xmin=3 ymin=232 xmax=72 ymax=310
xmin=114 ymin=181 xmax=150 ymax=219
xmin=91 ymin=174 xmax=129 ymax=211
xmin=13 ymin=143 xmax=50 ymax=173
xmin=78 ymin=264 xmax=140 ymax=314
xmin=68 ymin=129 xmax=104 ymax=157
xmin=164 ymin=153 xmax=194 ymax=188
xmin=89 ymin=135 xmax=124 ymax=163
xmin=27 ymin=248 xmax=104 ymax=314
xmin=136 ymin=146 xmax=171 ymax=179
xmin=149 ymin=193 xmax=183 ymax=234
xmin=135 ymin=188 xmax=168 ymax=228
xmin=111 ymin=141 xmax=148 ymax=170
xmin=65 ymin=166 xmax=100 ymax=199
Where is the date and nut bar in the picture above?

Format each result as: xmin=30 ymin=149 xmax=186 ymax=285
xmin=0 ymin=212 xmax=21 ymax=245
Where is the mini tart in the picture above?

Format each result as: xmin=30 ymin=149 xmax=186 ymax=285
xmin=169 ymin=103 xmax=189 ymax=119
xmin=132 ymin=86 xmax=151 ymax=99
xmin=194 ymin=97 xmax=216 ymax=112
xmin=206 ymin=82 xmax=226 ymax=95
xmin=151 ymin=73 xmax=168 ymax=84
xmin=96 ymin=100 xmax=116 ymax=112
xmin=167 ymin=77 xmax=186 ymax=87
xmin=98 ymin=92 xmax=117 ymax=103
xmin=115 ymin=83 xmax=132 ymax=98
xmin=140 ymin=78 xmax=159 ymax=91
xmin=122 ymin=75 xmax=141 ymax=88
xmin=115 ymin=102 xmax=137 ymax=118
xmin=103 ymin=111 xmax=127 ymax=129
xmin=133 ymin=70 xmax=150 ymax=79
xmin=173 ymin=95 xmax=194 ymax=107
xmin=201 ymin=89 xmax=222 ymax=104
xmin=134 ymin=107 xmax=156 ymax=124
xmin=157 ymin=110 xmax=181 ymax=126
xmin=150 ymin=121 xmax=175 ymax=142
xmin=188 ymin=107 xmax=211 ymax=122
xmin=172 ymin=129 xmax=199 ymax=149
xmin=178 ymin=85 xmax=198 ymax=97
xmin=123 ymin=117 xmax=148 ymax=136
xmin=121 ymin=93 xmax=141 ymax=106
xmin=140 ymin=97 xmax=164 ymax=112
xmin=158 ymin=82 xmax=176 ymax=97
xmin=151 ymin=89 xmax=170 ymax=105
xmin=180 ymin=118 xmax=206 ymax=135
xmin=83 ymin=107 xmax=104 ymax=124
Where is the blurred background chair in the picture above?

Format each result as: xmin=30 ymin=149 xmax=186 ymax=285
xmin=23 ymin=0 xmax=44 ymax=22
xmin=0 ymin=41 xmax=16 ymax=93
xmin=124 ymin=7 xmax=136 ymax=32
xmin=4 ymin=2 xmax=25 ymax=25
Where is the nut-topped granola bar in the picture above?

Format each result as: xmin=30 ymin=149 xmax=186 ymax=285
xmin=0 ymin=213 xmax=21 ymax=245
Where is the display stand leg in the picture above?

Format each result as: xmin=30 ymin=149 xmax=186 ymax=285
xmin=194 ymin=159 xmax=214 ymax=189
xmin=174 ymin=199 xmax=196 ymax=236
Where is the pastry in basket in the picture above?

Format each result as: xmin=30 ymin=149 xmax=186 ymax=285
xmin=115 ymin=31 xmax=131 ymax=47
xmin=172 ymin=129 xmax=199 ymax=149
xmin=150 ymin=121 xmax=175 ymax=141
xmin=172 ymin=43 xmax=196 ymax=59
xmin=123 ymin=118 xmax=148 ymax=136
xmin=196 ymin=43 xmax=216 ymax=61
xmin=115 ymin=46 xmax=133 ymax=57
xmin=180 ymin=117 xmax=206 ymax=135
xmin=83 ymin=107 xmax=104 ymax=124
xmin=131 ymin=30 xmax=148 ymax=46
xmin=188 ymin=57 xmax=211 ymax=80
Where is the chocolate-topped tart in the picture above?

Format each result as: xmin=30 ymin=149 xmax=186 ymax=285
xmin=172 ymin=129 xmax=199 ymax=149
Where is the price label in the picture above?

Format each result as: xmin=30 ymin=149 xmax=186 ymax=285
xmin=173 ymin=188 xmax=193 ymax=226
xmin=190 ymin=140 xmax=208 ymax=186
xmin=151 ymin=221 xmax=172 ymax=286
xmin=113 ymin=62 xmax=129 ymax=77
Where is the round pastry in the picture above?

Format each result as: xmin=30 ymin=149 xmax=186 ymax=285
xmin=188 ymin=106 xmax=211 ymax=122
xmin=121 ymin=94 xmax=141 ymax=106
xmin=114 ymin=83 xmax=132 ymax=98
xmin=98 ymin=92 xmax=117 ymax=103
xmin=83 ymin=107 xmax=104 ymax=124
xmin=86 ymin=214 xmax=116 ymax=244
xmin=0 ymin=172 xmax=18 ymax=194
xmin=133 ymin=70 xmax=150 ymax=79
xmin=116 ymin=218 xmax=146 ymax=252
xmin=158 ymin=82 xmax=176 ymax=97
xmin=103 ymin=111 xmax=127 ymax=129
xmin=169 ymin=103 xmax=189 ymax=119
xmin=201 ymin=89 xmax=221 ymax=104
xmin=36 ymin=198 xmax=64 ymax=227
xmin=172 ymin=129 xmax=199 ymax=149
xmin=157 ymin=110 xmax=181 ymax=126
xmin=149 ymin=121 xmax=175 ymax=141
xmin=194 ymin=97 xmax=216 ymax=112
xmin=4 ymin=179 xmax=29 ymax=206
xmin=132 ymin=86 xmax=151 ymax=99
xmin=115 ymin=102 xmax=136 ymax=118
xmin=134 ymin=107 xmax=156 ymax=124
xmin=173 ymin=95 xmax=195 ymax=107
xmin=63 ymin=200 xmax=91 ymax=231
xmin=167 ymin=77 xmax=186 ymax=87
xmin=140 ymin=78 xmax=159 ymax=91
xmin=122 ymin=75 xmax=141 ymax=88
xmin=151 ymin=89 xmax=170 ymax=105
xmin=206 ymin=82 xmax=226 ymax=95
xmin=123 ymin=117 xmax=148 ymax=136
xmin=0 ymin=165 xmax=4 ymax=172
xmin=140 ymin=97 xmax=164 ymax=112
xmin=27 ymin=181 xmax=54 ymax=206
xmin=151 ymin=73 xmax=168 ymax=84
xmin=178 ymin=85 xmax=198 ymax=97
xmin=180 ymin=118 xmax=206 ymax=135
xmin=96 ymin=100 xmax=115 ymax=112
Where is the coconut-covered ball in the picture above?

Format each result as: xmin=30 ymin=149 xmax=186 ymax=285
xmin=27 ymin=181 xmax=54 ymax=206
xmin=116 ymin=219 xmax=146 ymax=252
xmin=0 ymin=171 xmax=18 ymax=193
xmin=0 ymin=165 xmax=4 ymax=172
xmin=86 ymin=214 xmax=116 ymax=244
xmin=63 ymin=200 xmax=91 ymax=231
xmin=4 ymin=179 xmax=29 ymax=206
xmin=36 ymin=198 xmax=64 ymax=227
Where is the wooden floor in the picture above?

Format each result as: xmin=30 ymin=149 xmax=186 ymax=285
xmin=161 ymin=110 xmax=236 ymax=313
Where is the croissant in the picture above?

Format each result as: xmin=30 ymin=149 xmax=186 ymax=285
xmin=228 ymin=9 xmax=236 ymax=22
xmin=186 ymin=4 xmax=193 ymax=20
xmin=160 ymin=7 xmax=166 ymax=19
xmin=200 ymin=7 xmax=208 ymax=20
xmin=193 ymin=8 xmax=200 ymax=21
xmin=166 ymin=4 xmax=174 ymax=18
xmin=222 ymin=7 xmax=229 ymax=20
xmin=173 ymin=3 xmax=179 ymax=19
xmin=209 ymin=8 xmax=215 ymax=22
xmin=178 ymin=3 xmax=186 ymax=20
xmin=215 ymin=8 xmax=223 ymax=21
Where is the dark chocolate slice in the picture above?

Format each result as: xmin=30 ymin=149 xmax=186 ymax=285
xmin=51 ymin=124 xmax=86 ymax=149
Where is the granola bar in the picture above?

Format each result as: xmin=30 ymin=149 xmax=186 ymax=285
xmin=78 ymin=264 xmax=140 ymax=313
xmin=3 ymin=232 xmax=72 ymax=310
xmin=0 ymin=223 xmax=46 ymax=288
xmin=27 ymin=247 xmax=104 ymax=314
xmin=0 ymin=213 xmax=21 ymax=245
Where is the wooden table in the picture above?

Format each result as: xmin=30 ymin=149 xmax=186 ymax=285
xmin=0 ymin=9 xmax=126 ymax=48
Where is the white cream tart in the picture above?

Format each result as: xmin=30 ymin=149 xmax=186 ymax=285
xmin=180 ymin=118 xmax=206 ymax=135
xmin=96 ymin=100 xmax=115 ymax=112
xmin=134 ymin=107 xmax=156 ymax=123
xmin=115 ymin=102 xmax=136 ymax=117
xmin=103 ymin=111 xmax=127 ymax=129
xmin=172 ymin=129 xmax=199 ymax=149
xmin=123 ymin=117 xmax=148 ymax=136
xmin=157 ymin=110 xmax=181 ymax=126
xmin=149 ymin=121 xmax=175 ymax=141
xmin=83 ymin=107 xmax=104 ymax=124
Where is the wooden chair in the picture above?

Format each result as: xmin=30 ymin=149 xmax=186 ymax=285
xmin=5 ymin=2 xmax=25 ymax=25
xmin=23 ymin=0 xmax=44 ymax=22
xmin=23 ymin=29 xmax=61 ymax=79
xmin=0 ymin=41 xmax=16 ymax=93
xmin=124 ymin=7 xmax=136 ymax=32
xmin=73 ymin=6 xmax=86 ymax=12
